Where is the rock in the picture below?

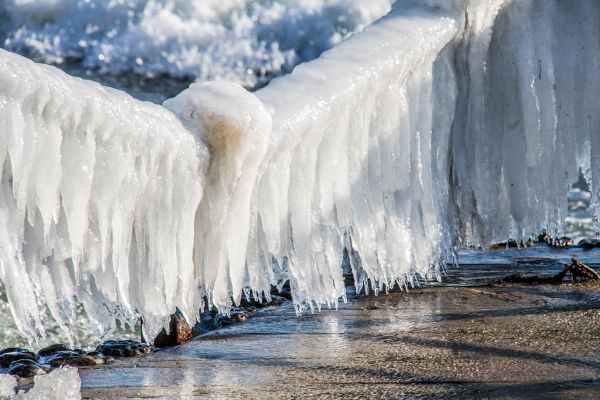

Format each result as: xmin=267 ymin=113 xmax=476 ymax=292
xmin=537 ymin=232 xmax=550 ymax=243
xmin=501 ymin=258 xmax=599 ymax=285
xmin=0 ymin=351 xmax=37 ymax=368
xmin=153 ymin=328 xmax=170 ymax=348
xmin=502 ymin=270 xmax=566 ymax=285
xmin=277 ymin=290 xmax=293 ymax=301
xmin=552 ymin=236 xmax=573 ymax=248
xmin=218 ymin=309 xmax=254 ymax=326
xmin=568 ymin=258 xmax=600 ymax=281
xmin=8 ymin=359 xmax=47 ymax=377
xmin=37 ymin=343 xmax=71 ymax=357
xmin=46 ymin=350 xmax=111 ymax=367
xmin=0 ymin=348 xmax=32 ymax=356
xmin=154 ymin=308 xmax=193 ymax=347
xmin=269 ymin=295 xmax=286 ymax=306
xmin=96 ymin=340 xmax=151 ymax=357
xmin=578 ymin=238 xmax=600 ymax=249
xmin=490 ymin=239 xmax=532 ymax=250
xmin=191 ymin=316 xmax=221 ymax=337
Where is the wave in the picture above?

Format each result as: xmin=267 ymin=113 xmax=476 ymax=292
xmin=0 ymin=0 xmax=392 ymax=86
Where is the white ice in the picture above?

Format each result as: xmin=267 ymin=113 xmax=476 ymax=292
xmin=0 ymin=0 xmax=598 ymax=343
xmin=0 ymin=0 xmax=392 ymax=87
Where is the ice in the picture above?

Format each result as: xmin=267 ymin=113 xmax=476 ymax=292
xmin=0 ymin=368 xmax=80 ymax=400
xmin=0 ymin=0 xmax=392 ymax=87
xmin=0 ymin=375 xmax=17 ymax=398
xmin=17 ymin=368 xmax=80 ymax=400
xmin=0 ymin=0 xmax=599 ymax=343
xmin=0 ymin=48 xmax=207 ymax=341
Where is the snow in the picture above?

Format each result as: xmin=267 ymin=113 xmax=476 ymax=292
xmin=0 ymin=0 xmax=599 ymax=343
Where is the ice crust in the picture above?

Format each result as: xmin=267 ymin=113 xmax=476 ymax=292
xmin=0 ymin=0 xmax=599 ymax=341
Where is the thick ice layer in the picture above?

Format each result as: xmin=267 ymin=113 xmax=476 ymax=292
xmin=451 ymin=0 xmax=600 ymax=245
xmin=0 ymin=0 xmax=392 ymax=86
xmin=0 ymin=48 xmax=206 ymax=342
xmin=0 ymin=0 xmax=599 ymax=342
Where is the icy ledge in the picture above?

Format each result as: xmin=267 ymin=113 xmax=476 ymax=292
xmin=1 ymin=0 xmax=599 ymax=342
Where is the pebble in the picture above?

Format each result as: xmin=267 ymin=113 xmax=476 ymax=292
xmin=8 ymin=359 xmax=47 ymax=378
xmin=46 ymin=350 xmax=112 ymax=367
xmin=0 ymin=351 xmax=37 ymax=368
xmin=96 ymin=340 xmax=151 ymax=357
xmin=154 ymin=308 xmax=193 ymax=347
xmin=37 ymin=343 xmax=70 ymax=357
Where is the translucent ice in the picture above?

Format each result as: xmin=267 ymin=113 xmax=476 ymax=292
xmin=0 ymin=47 xmax=207 ymax=340
xmin=0 ymin=368 xmax=80 ymax=400
xmin=17 ymin=368 xmax=80 ymax=400
xmin=0 ymin=375 xmax=17 ymax=398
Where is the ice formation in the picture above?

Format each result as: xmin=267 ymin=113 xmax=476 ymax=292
xmin=0 ymin=367 xmax=81 ymax=399
xmin=0 ymin=47 xmax=207 ymax=340
xmin=0 ymin=0 xmax=392 ymax=86
xmin=0 ymin=0 xmax=599 ymax=342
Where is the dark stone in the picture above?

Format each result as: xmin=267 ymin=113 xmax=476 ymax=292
xmin=8 ymin=359 xmax=47 ymax=377
xmin=489 ymin=239 xmax=532 ymax=250
xmin=85 ymin=351 xmax=115 ymax=363
xmin=578 ymin=238 xmax=600 ymax=249
xmin=153 ymin=308 xmax=193 ymax=347
xmin=277 ymin=290 xmax=293 ymax=301
xmin=37 ymin=343 xmax=71 ymax=357
xmin=218 ymin=309 xmax=254 ymax=326
xmin=46 ymin=350 xmax=111 ymax=367
xmin=96 ymin=340 xmax=151 ymax=357
xmin=153 ymin=328 xmax=171 ymax=348
xmin=232 ymin=309 xmax=253 ymax=321
xmin=191 ymin=316 xmax=221 ymax=337
xmin=0 ymin=351 xmax=37 ymax=368
xmin=537 ymin=232 xmax=550 ymax=243
xmin=569 ymin=258 xmax=600 ymax=281
xmin=501 ymin=258 xmax=599 ymax=285
xmin=269 ymin=295 xmax=286 ymax=306
xmin=0 ymin=348 xmax=32 ymax=356
xmin=552 ymin=236 xmax=573 ymax=248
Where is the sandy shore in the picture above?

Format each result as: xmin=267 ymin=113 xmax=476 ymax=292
xmin=78 ymin=281 xmax=600 ymax=399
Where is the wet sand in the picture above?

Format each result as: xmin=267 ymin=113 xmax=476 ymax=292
xmin=79 ymin=281 xmax=600 ymax=399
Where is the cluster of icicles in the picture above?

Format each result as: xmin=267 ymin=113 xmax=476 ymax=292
xmin=0 ymin=0 xmax=598 ymax=343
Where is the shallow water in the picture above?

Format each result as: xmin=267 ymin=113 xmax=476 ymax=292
xmin=444 ymin=245 xmax=600 ymax=287
xmin=79 ymin=261 xmax=600 ymax=399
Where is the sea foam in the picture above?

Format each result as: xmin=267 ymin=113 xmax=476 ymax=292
xmin=1 ymin=0 xmax=392 ymax=87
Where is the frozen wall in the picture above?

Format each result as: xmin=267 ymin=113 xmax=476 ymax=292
xmin=451 ymin=0 xmax=600 ymax=246
xmin=0 ymin=0 xmax=599 ymax=343
xmin=0 ymin=48 xmax=207 ymax=341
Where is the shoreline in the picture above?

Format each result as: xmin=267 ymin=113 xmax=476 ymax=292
xmin=75 ymin=280 xmax=600 ymax=399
